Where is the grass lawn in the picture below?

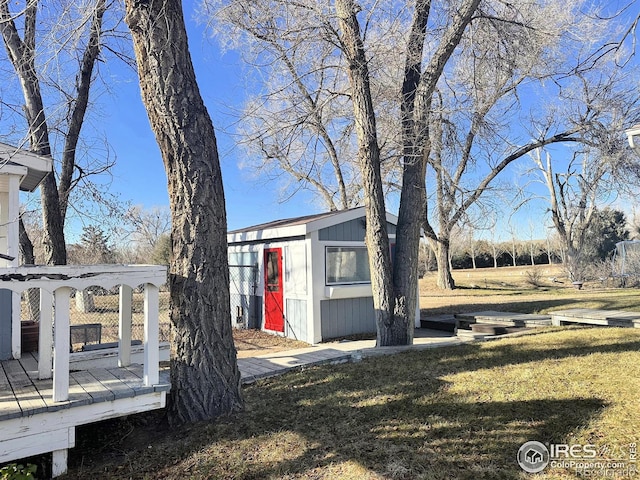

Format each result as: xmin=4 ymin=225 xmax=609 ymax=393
xmin=420 ymin=264 xmax=640 ymax=315
xmin=63 ymin=327 xmax=640 ymax=479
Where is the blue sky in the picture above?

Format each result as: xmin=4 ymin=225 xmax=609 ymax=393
xmin=95 ymin=13 xmax=528 ymax=240
xmin=15 ymin=2 xmax=638 ymax=244
xmin=92 ymin=18 xmax=322 ymax=235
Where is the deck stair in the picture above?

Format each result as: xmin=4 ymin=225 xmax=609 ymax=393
xmin=455 ymin=311 xmax=552 ymax=330
xmin=550 ymin=308 xmax=640 ymax=327
xmin=420 ymin=314 xmax=457 ymax=333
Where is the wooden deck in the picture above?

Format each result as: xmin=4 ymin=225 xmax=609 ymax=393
xmin=550 ymin=308 xmax=640 ymax=327
xmin=1 ymin=354 xmax=170 ymax=475
xmin=0 ymin=353 xmax=170 ymax=421
xmin=455 ymin=311 xmax=552 ymax=329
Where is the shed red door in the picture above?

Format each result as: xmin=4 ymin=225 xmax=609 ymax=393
xmin=264 ymin=248 xmax=284 ymax=332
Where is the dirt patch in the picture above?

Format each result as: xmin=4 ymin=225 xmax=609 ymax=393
xmin=233 ymin=328 xmax=308 ymax=358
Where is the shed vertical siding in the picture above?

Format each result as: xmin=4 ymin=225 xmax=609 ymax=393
xmin=320 ymin=297 xmax=376 ymax=339
xmin=0 ymin=290 xmax=11 ymax=360
xmin=285 ymin=298 xmax=307 ymax=342
xmin=318 ymin=218 xmax=396 ymax=241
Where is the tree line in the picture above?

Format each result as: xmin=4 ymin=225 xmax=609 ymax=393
xmin=419 ymin=208 xmax=632 ymax=278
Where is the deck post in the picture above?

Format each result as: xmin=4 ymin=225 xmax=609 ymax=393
xmin=143 ymin=283 xmax=159 ymax=386
xmin=38 ymin=289 xmax=54 ymax=379
xmin=5 ymin=176 xmax=21 ymax=359
xmin=53 ymin=287 xmax=71 ymax=402
xmin=51 ymin=448 xmax=68 ymax=477
xmin=118 ymin=284 xmax=133 ymax=367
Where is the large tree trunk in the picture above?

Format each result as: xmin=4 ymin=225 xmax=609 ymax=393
xmin=335 ymin=0 xmax=395 ymax=346
xmin=433 ymin=239 xmax=455 ymax=289
xmin=124 ymin=0 xmax=243 ymax=424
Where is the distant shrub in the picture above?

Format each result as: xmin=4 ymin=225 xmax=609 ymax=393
xmin=525 ymin=269 xmax=544 ymax=287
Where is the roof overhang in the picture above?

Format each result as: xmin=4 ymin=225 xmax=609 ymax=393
xmin=228 ymin=207 xmax=400 ymax=245
xmin=0 ymin=142 xmax=53 ymax=192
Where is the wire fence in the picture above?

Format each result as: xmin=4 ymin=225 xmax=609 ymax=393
xmin=229 ymin=264 xmax=260 ymax=329
xmin=20 ymin=287 xmax=171 ymax=353
xmin=19 ymin=265 xmax=259 ymax=353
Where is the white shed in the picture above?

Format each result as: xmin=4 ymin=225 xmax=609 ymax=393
xmin=227 ymin=207 xmax=420 ymax=344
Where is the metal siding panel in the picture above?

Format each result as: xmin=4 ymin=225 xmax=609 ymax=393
xmin=337 ymin=222 xmax=346 ymax=241
xmin=348 ymin=298 xmax=356 ymax=335
xmin=285 ymin=299 xmax=307 ymax=342
xmin=353 ymin=297 xmax=363 ymax=334
xmin=330 ymin=299 xmax=339 ymax=336
xmin=347 ymin=218 xmax=359 ymax=241
xmin=363 ymin=297 xmax=375 ymax=333
xmin=320 ymin=297 xmax=376 ymax=339
xmin=319 ymin=218 xmax=370 ymax=241
xmin=320 ymin=300 xmax=330 ymax=339
xmin=353 ymin=297 xmax=362 ymax=334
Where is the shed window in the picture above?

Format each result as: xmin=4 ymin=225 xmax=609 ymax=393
xmin=326 ymin=246 xmax=370 ymax=285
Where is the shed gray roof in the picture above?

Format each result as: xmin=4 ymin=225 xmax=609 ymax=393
xmin=228 ymin=209 xmax=348 ymax=235
xmin=228 ymin=207 xmax=400 ymax=245
xmin=0 ymin=142 xmax=52 ymax=192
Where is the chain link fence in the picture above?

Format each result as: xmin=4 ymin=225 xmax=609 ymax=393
xmin=19 ymin=266 xmax=259 ymax=353
xmin=20 ymin=287 xmax=171 ymax=353
xmin=229 ymin=264 xmax=260 ymax=330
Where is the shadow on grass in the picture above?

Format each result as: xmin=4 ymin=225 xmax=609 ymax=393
xmin=423 ymin=295 xmax=640 ymax=316
xmin=63 ymin=329 xmax=640 ymax=479
xmin=426 ymin=332 xmax=640 ymax=376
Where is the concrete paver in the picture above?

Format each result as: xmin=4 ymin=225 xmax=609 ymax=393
xmin=237 ymin=328 xmax=463 ymax=384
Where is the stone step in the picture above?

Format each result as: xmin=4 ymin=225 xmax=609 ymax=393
xmin=420 ymin=315 xmax=456 ymax=333
xmin=471 ymin=323 xmax=508 ymax=335
xmin=455 ymin=311 xmax=552 ymax=328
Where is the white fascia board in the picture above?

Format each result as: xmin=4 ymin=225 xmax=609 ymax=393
xmin=0 ymin=165 xmax=28 ymax=177
xmin=227 ymin=224 xmax=308 ymax=244
xmin=0 ymin=143 xmax=52 ymax=173
xmin=385 ymin=211 xmax=399 ymax=225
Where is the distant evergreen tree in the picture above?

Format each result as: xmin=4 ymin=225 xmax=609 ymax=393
xmin=585 ymin=208 xmax=629 ymax=260
xmin=71 ymin=225 xmax=116 ymax=264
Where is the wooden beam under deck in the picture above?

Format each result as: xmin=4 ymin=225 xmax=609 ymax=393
xmin=0 ymin=352 xmax=170 ymax=421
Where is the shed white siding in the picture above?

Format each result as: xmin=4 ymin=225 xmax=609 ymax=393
xmin=228 ymin=208 xmax=418 ymax=345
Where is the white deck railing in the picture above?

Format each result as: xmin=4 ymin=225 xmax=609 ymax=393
xmin=0 ymin=264 xmax=167 ymax=403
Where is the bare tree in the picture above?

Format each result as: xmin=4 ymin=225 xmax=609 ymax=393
xmin=0 ymin=0 xmax=115 ymax=265
xmin=528 ymin=64 xmax=640 ymax=281
xmin=505 ymin=222 xmax=519 ymax=267
xmin=420 ymin=0 xmax=617 ymax=289
xmin=123 ymin=205 xmax=171 ymax=250
xmin=204 ymin=0 xmax=403 ymax=211
xmin=334 ymin=0 xmax=482 ymax=345
xmin=124 ymin=0 xmax=243 ymax=423
xmin=206 ymin=0 xmax=486 ymax=344
xmin=532 ymin=148 xmax=633 ymax=281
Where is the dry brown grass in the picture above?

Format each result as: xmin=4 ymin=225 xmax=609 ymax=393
xmin=233 ymin=329 xmax=308 ymax=358
xmin=420 ymin=264 xmax=640 ymax=316
xmin=63 ymin=327 xmax=640 ymax=480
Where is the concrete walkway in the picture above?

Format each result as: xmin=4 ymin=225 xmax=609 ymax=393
xmin=237 ymin=329 xmax=463 ymax=384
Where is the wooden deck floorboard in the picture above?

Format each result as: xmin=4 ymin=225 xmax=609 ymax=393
xmin=0 ymin=356 xmax=170 ymax=422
